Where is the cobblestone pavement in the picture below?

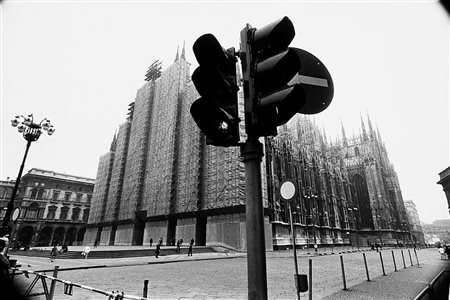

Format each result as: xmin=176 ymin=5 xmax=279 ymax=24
xmin=8 ymin=247 xmax=448 ymax=300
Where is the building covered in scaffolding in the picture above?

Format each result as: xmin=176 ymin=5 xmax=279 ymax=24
xmin=85 ymin=45 xmax=412 ymax=250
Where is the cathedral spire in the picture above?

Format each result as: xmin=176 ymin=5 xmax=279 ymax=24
xmin=360 ymin=113 xmax=368 ymax=141
xmin=110 ymin=131 xmax=117 ymax=152
xmin=341 ymin=120 xmax=348 ymax=146
xmin=174 ymin=45 xmax=179 ymax=62
xmin=181 ymin=41 xmax=186 ymax=60
xmin=367 ymin=112 xmax=375 ymax=141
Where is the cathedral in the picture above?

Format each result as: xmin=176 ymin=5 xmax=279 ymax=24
xmin=85 ymin=46 xmax=412 ymax=250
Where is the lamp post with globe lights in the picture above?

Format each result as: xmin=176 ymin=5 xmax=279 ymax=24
xmin=0 ymin=114 xmax=54 ymax=236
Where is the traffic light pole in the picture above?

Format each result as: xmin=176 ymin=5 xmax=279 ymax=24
xmin=240 ymin=138 xmax=268 ymax=300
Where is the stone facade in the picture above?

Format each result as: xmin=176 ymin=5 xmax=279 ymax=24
xmin=86 ymin=46 xmax=410 ymax=250
xmin=0 ymin=168 xmax=94 ymax=247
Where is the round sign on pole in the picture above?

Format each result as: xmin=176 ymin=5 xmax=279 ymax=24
xmin=280 ymin=180 xmax=296 ymax=201
xmin=12 ymin=207 xmax=21 ymax=222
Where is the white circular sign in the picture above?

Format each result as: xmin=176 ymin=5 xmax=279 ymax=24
xmin=280 ymin=181 xmax=296 ymax=201
xmin=12 ymin=207 xmax=21 ymax=221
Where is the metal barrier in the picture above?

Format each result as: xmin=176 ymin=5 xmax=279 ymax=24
xmin=10 ymin=266 xmax=149 ymax=300
xmin=413 ymin=270 xmax=450 ymax=300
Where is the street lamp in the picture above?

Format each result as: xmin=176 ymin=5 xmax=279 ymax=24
xmin=0 ymin=114 xmax=54 ymax=236
xmin=348 ymin=207 xmax=359 ymax=249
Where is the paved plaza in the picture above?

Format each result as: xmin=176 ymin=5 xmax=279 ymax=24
xmin=6 ymin=247 xmax=449 ymax=299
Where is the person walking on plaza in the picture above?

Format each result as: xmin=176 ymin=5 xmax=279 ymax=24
xmin=82 ymin=245 xmax=91 ymax=259
xmin=188 ymin=238 xmax=194 ymax=256
xmin=176 ymin=239 xmax=181 ymax=253
xmin=149 ymin=237 xmax=153 ymax=247
xmin=438 ymin=246 xmax=445 ymax=259
xmin=155 ymin=241 xmax=161 ymax=258
xmin=50 ymin=245 xmax=58 ymax=262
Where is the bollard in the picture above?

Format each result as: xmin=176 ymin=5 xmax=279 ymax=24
xmin=340 ymin=255 xmax=348 ymax=290
xmin=401 ymin=250 xmax=406 ymax=268
xmin=391 ymin=251 xmax=397 ymax=272
xmin=309 ymin=259 xmax=313 ymax=300
xmin=379 ymin=252 xmax=386 ymax=276
xmin=48 ymin=265 xmax=59 ymax=300
xmin=408 ymin=249 xmax=413 ymax=266
xmin=363 ymin=253 xmax=370 ymax=281
xmin=414 ymin=248 xmax=420 ymax=266
xmin=143 ymin=279 xmax=149 ymax=298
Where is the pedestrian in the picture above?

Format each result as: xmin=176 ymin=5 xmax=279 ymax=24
xmin=82 ymin=245 xmax=91 ymax=259
xmin=438 ymin=246 xmax=445 ymax=259
xmin=158 ymin=237 xmax=163 ymax=245
xmin=155 ymin=242 xmax=161 ymax=258
xmin=176 ymin=239 xmax=181 ymax=253
xmin=149 ymin=238 xmax=153 ymax=247
xmin=445 ymin=246 xmax=450 ymax=260
xmin=188 ymin=238 xmax=194 ymax=256
xmin=61 ymin=244 xmax=68 ymax=253
xmin=50 ymin=245 xmax=58 ymax=262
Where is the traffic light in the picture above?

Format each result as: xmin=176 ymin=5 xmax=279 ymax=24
xmin=190 ymin=34 xmax=240 ymax=147
xmin=240 ymin=16 xmax=333 ymax=137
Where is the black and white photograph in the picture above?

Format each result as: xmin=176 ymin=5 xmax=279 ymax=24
xmin=1 ymin=0 xmax=449 ymax=299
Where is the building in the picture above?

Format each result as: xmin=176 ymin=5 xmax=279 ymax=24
xmin=437 ymin=166 xmax=450 ymax=217
xmin=0 ymin=168 xmax=94 ymax=247
xmin=422 ymin=219 xmax=450 ymax=246
xmin=85 ymin=46 xmax=412 ymax=250
xmin=404 ymin=200 xmax=425 ymax=246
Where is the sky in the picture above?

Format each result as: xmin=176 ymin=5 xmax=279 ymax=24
xmin=1 ymin=0 xmax=449 ymax=224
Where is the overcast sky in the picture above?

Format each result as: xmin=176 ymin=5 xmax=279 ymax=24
xmin=1 ymin=0 xmax=448 ymax=224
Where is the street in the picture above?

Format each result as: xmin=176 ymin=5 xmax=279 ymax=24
xmin=8 ymin=247 xmax=449 ymax=299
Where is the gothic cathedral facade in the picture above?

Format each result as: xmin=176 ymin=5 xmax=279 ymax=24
xmin=85 ymin=47 xmax=412 ymax=250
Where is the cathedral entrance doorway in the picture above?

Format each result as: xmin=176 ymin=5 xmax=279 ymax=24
xmin=167 ymin=218 xmax=176 ymax=246
xmin=195 ymin=216 xmax=207 ymax=246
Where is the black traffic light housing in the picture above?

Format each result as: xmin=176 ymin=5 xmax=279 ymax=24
xmin=240 ymin=16 xmax=333 ymax=137
xmin=190 ymin=34 xmax=240 ymax=147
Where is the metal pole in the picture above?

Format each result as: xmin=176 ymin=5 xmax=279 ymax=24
xmin=2 ymin=140 xmax=32 ymax=229
xmin=48 ymin=265 xmax=59 ymax=300
xmin=143 ymin=279 xmax=149 ymax=298
xmin=289 ymin=203 xmax=301 ymax=300
xmin=392 ymin=250 xmax=397 ymax=272
xmin=241 ymin=138 xmax=267 ymax=300
xmin=401 ymin=250 xmax=406 ymax=268
xmin=363 ymin=253 xmax=370 ymax=281
xmin=309 ymin=259 xmax=313 ymax=300
xmin=353 ymin=211 xmax=359 ymax=249
xmin=408 ymin=249 xmax=413 ymax=266
xmin=340 ymin=255 xmax=348 ymax=290
xmin=379 ymin=252 xmax=386 ymax=276
xmin=414 ymin=248 xmax=420 ymax=266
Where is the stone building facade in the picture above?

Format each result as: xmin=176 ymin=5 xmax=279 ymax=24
xmin=86 ymin=46 xmax=411 ymax=250
xmin=0 ymin=168 xmax=94 ymax=247
xmin=404 ymin=200 xmax=425 ymax=246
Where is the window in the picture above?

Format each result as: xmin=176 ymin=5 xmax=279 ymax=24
xmin=82 ymin=209 xmax=90 ymax=222
xmin=76 ymin=193 xmax=83 ymax=202
xmin=30 ymin=188 xmax=38 ymax=198
xmin=65 ymin=192 xmax=71 ymax=201
xmin=52 ymin=191 xmax=60 ymax=201
xmin=37 ymin=189 xmax=44 ymax=200
xmin=26 ymin=203 xmax=40 ymax=219
xmin=87 ymin=195 xmax=92 ymax=203
xmin=60 ymin=206 xmax=69 ymax=220
xmin=47 ymin=206 xmax=57 ymax=219
xmin=72 ymin=207 xmax=81 ymax=221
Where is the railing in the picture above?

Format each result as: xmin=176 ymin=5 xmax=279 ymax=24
xmin=9 ymin=266 xmax=149 ymax=300
xmin=413 ymin=270 xmax=450 ymax=300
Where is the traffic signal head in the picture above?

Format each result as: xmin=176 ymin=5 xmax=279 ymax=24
xmin=240 ymin=17 xmax=334 ymax=137
xmin=190 ymin=34 xmax=240 ymax=147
